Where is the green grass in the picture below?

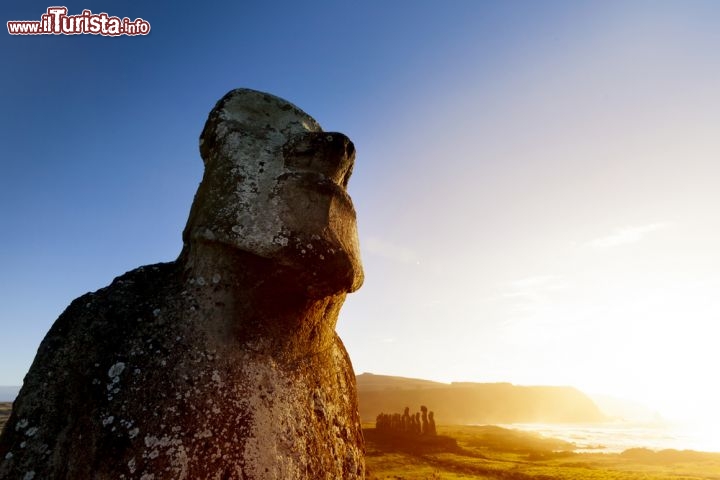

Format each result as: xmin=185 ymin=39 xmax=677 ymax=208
xmin=364 ymin=424 xmax=720 ymax=480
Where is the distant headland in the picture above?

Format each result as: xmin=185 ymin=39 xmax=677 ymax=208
xmin=357 ymin=373 xmax=606 ymax=424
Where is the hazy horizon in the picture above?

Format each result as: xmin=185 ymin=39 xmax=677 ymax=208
xmin=0 ymin=371 xmax=692 ymax=424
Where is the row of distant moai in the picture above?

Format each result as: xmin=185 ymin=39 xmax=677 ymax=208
xmin=376 ymin=405 xmax=437 ymax=436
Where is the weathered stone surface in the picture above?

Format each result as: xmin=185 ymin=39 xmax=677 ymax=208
xmin=0 ymin=88 xmax=365 ymax=479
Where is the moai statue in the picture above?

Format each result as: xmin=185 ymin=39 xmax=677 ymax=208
xmin=428 ymin=411 xmax=437 ymax=436
xmin=376 ymin=413 xmax=385 ymax=432
xmin=0 ymin=89 xmax=365 ymax=480
xmin=421 ymin=406 xmax=429 ymax=435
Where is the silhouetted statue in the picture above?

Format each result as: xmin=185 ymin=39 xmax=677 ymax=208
xmin=428 ymin=411 xmax=437 ymax=436
xmin=0 ymin=89 xmax=365 ymax=479
xmin=421 ymin=405 xmax=429 ymax=435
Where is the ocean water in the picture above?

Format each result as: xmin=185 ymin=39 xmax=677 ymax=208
xmin=500 ymin=422 xmax=720 ymax=454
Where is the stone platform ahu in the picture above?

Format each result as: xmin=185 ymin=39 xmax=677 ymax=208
xmin=0 ymin=89 xmax=366 ymax=479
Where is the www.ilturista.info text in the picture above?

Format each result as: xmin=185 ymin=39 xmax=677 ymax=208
xmin=7 ymin=7 xmax=150 ymax=36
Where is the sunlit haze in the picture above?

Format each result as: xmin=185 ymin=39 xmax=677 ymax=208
xmin=2 ymin=1 xmax=720 ymax=434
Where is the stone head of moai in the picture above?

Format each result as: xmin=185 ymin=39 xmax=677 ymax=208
xmin=0 ymin=89 xmax=367 ymax=480
xmin=182 ymin=88 xmax=364 ymax=299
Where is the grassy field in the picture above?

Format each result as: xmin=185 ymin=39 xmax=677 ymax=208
xmin=364 ymin=424 xmax=720 ymax=480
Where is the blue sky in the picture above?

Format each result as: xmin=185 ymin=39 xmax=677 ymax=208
xmin=3 ymin=1 xmax=720 ymax=429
